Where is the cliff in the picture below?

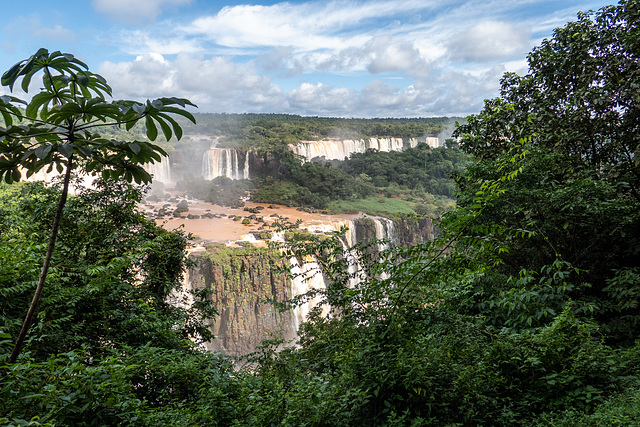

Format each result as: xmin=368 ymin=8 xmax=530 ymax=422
xmin=186 ymin=245 xmax=295 ymax=357
xmin=184 ymin=215 xmax=435 ymax=357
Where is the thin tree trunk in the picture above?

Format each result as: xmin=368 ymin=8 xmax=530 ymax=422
xmin=8 ymin=156 xmax=74 ymax=365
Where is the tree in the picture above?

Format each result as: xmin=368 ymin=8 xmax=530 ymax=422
xmin=453 ymin=0 xmax=640 ymax=340
xmin=0 ymin=49 xmax=196 ymax=364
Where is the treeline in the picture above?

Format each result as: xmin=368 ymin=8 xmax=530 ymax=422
xmin=95 ymin=113 xmax=460 ymax=154
xmin=248 ymin=142 xmax=468 ymax=212
xmin=183 ymin=113 xmax=459 ymax=147
xmin=338 ymin=141 xmax=468 ymax=198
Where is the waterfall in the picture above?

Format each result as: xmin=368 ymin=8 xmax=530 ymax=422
xmin=373 ymin=217 xmax=396 ymax=252
xmin=277 ymin=217 xmax=399 ymax=328
xmin=290 ymin=137 xmax=436 ymax=162
xmin=289 ymin=139 xmax=367 ymax=161
xmin=144 ymin=155 xmax=172 ymax=184
xmin=425 ymin=137 xmax=440 ymax=148
xmin=202 ymin=148 xmax=249 ymax=180
xmin=23 ymin=167 xmax=94 ymax=192
xmin=243 ymin=151 xmax=251 ymax=180
xmin=289 ymin=255 xmax=329 ymax=332
xmin=183 ymin=214 xmax=409 ymax=354
xmin=369 ymin=138 xmax=404 ymax=152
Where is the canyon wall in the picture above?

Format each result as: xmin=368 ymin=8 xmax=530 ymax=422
xmin=186 ymin=246 xmax=295 ymax=356
xmin=185 ymin=215 xmax=435 ymax=356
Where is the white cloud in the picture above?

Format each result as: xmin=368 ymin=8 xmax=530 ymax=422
xmin=99 ymin=53 xmax=174 ymax=98
xmin=92 ymin=0 xmax=192 ymax=25
xmin=363 ymin=36 xmax=427 ymax=76
xmin=31 ymin=24 xmax=76 ymax=41
xmin=447 ymin=21 xmax=530 ymax=62
xmin=358 ymin=80 xmax=419 ymax=115
xmin=3 ymin=16 xmax=76 ymax=42
xmin=427 ymin=65 xmax=506 ymax=115
xmin=114 ymin=30 xmax=202 ymax=55
xmin=287 ymin=83 xmax=355 ymax=116
xmin=60 ymin=0 xmax=614 ymax=117
xmin=184 ymin=0 xmax=439 ymax=51
xmin=98 ymin=54 xmax=284 ymax=113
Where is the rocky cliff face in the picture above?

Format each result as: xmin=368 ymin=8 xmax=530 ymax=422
xmin=186 ymin=246 xmax=295 ymax=357
xmin=184 ymin=216 xmax=435 ymax=357
xmin=393 ymin=216 xmax=436 ymax=247
xmin=347 ymin=216 xmax=434 ymax=248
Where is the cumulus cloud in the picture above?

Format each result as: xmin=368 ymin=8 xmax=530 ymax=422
xmin=34 ymin=0 xmax=603 ymax=118
xmin=31 ymin=24 xmax=76 ymax=41
xmin=287 ymin=83 xmax=356 ymax=116
xmin=184 ymin=0 xmax=437 ymax=51
xmin=92 ymin=0 xmax=191 ymax=25
xmin=276 ymin=35 xmax=431 ymax=81
xmin=447 ymin=21 xmax=531 ymax=62
xmin=113 ymin=30 xmax=202 ymax=56
xmin=98 ymin=53 xmax=284 ymax=113
xmin=427 ymin=65 xmax=506 ymax=115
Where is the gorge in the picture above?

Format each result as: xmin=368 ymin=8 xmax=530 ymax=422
xmin=151 ymin=196 xmax=435 ymax=356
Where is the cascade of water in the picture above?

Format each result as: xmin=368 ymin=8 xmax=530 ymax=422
xmin=291 ymin=138 xmax=409 ymax=162
xmin=243 ymin=151 xmax=251 ymax=180
xmin=202 ymin=148 xmax=249 ymax=180
xmin=145 ymin=156 xmax=172 ymax=184
xmin=369 ymin=138 xmax=405 ymax=152
xmin=373 ymin=217 xmax=397 ymax=252
xmin=425 ymin=137 xmax=440 ymax=148
xmin=23 ymin=167 xmax=95 ymax=192
xmin=289 ymin=255 xmax=329 ymax=331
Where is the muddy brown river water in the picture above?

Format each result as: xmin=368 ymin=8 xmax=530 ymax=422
xmin=143 ymin=190 xmax=361 ymax=246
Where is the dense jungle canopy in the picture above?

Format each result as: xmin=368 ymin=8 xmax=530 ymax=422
xmin=1 ymin=1 xmax=640 ymax=425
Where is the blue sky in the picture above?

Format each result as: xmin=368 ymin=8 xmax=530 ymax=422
xmin=1 ymin=0 xmax=615 ymax=118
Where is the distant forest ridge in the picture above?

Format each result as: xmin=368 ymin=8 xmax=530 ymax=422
xmin=104 ymin=113 xmax=464 ymax=148
xmin=186 ymin=112 xmax=463 ymax=140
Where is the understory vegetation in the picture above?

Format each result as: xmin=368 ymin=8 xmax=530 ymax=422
xmin=2 ymin=1 xmax=640 ymax=425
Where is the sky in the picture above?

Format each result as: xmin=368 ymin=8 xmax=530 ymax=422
xmin=1 ymin=0 xmax=616 ymax=118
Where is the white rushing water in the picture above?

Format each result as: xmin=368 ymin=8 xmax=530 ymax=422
xmin=289 ymin=255 xmax=330 ymax=332
xmin=290 ymin=137 xmax=431 ymax=161
xmin=202 ymin=148 xmax=250 ymax=180
xmin=283 ymin=216 xmax=398 ymax=330
xmin=144 ymin=155 xmax=172 ymax=184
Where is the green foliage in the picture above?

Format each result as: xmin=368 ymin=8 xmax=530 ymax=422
xmin=234 ymin=3 xmax=640 ymax=425
xmin=0 ymin=48 xmax=197 ymax=364
xmin=453 ymin=0 xmax=640 ymax=341
xmin=0 ymin=346 xmax=240 ymax=426
xmin=175 ymin=175 xmax=250 ymax=208
xmin=0 ymin=181 xmax=213 ymax=360
xmin=252 ymin=143 xmax=463 ymax=212
xmin=0 ymin=48 xmax=195 ymax=185
xmin=327 ymin=195 xmax=418 ymax=217
xmin=3 ymin=4 xmax=640 ymax=423
xmin=340 ymin=143 xmax=470 ymax=198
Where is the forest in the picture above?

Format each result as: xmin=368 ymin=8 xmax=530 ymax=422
xmin=104 ymin=110 xmax=465 ymax=215
xmin=1 ymin=1 xmax=640 ymax=425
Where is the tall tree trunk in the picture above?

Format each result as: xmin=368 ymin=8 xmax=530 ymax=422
xmin=8 ymin=156 xmax=74 ymax=365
